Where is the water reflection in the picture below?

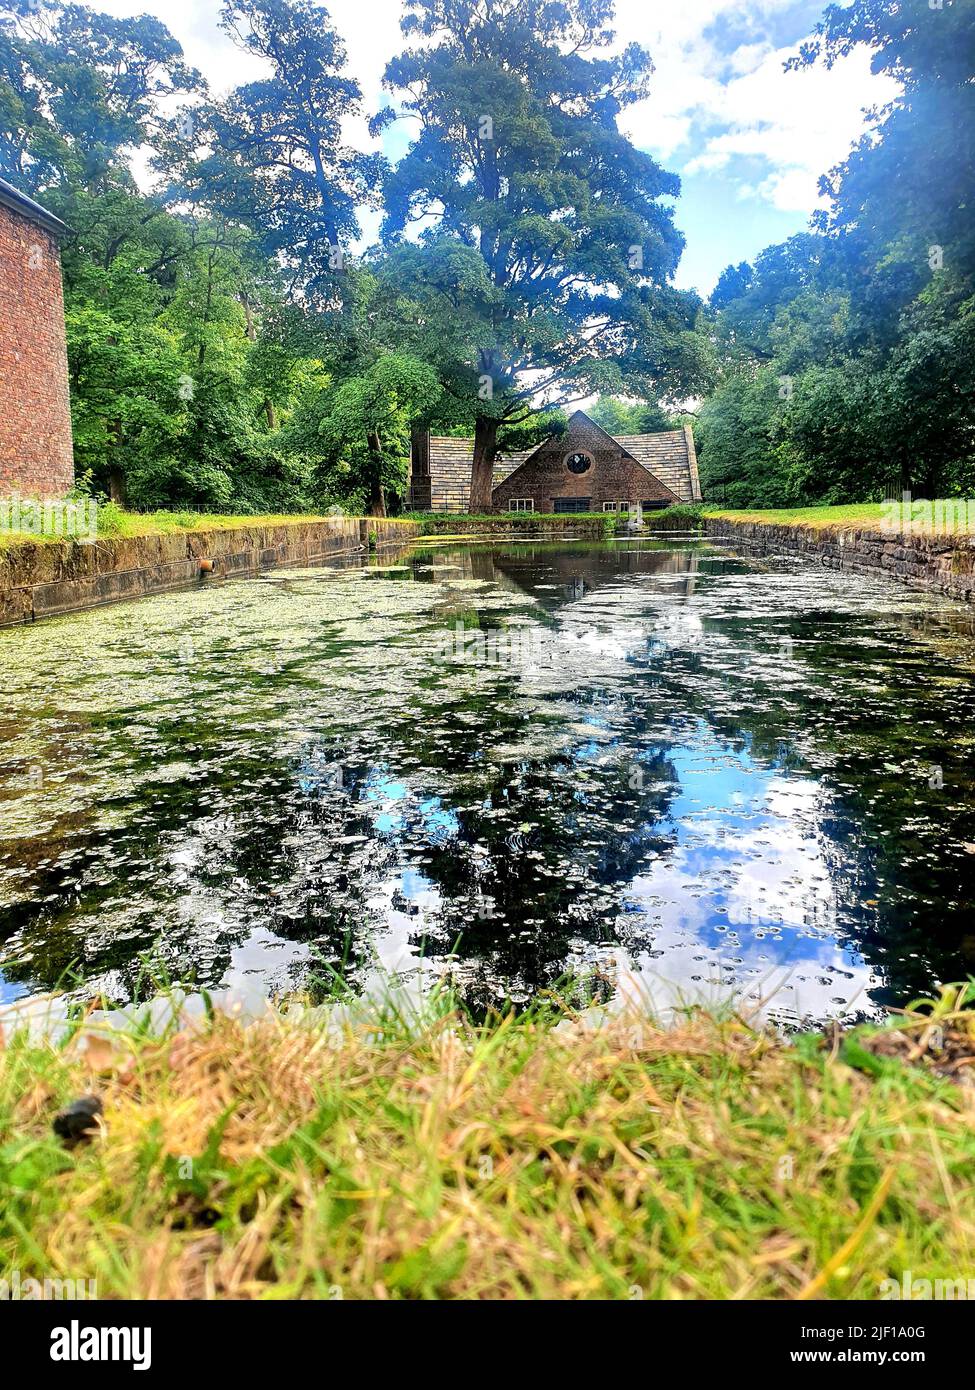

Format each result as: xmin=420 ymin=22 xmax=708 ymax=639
xmin=1 ymin=539 xmax=974 ymax=1024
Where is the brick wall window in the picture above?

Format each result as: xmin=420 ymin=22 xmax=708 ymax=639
xmin=508 ymin=498 xmax=534 ymax=512
xmin=553 ymin=497 xmax=591 ymax=514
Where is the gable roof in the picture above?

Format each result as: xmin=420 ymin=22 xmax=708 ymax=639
xmin=614 ymin=430 xmax=700 ymax=503
xmin=425 ymin=437 xmax=529 ymax=511
xmin=415 ymin=409 xmax=701 ymax=509
xmin=490 ymin=410 xmax=699 ymax=504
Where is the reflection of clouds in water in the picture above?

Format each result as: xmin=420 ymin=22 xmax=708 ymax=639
xmin=3 ymin=539 xmax=974 ymax=1016
xmin=650 ymin=606 xmax=707 ymax=653
xmin=367 ymin=869 xmax=443 ymax=978
xmin=621 ymin=732 xmax=878 ymax=1023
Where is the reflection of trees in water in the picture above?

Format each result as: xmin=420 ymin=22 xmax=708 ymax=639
xmin=0 ymin=684 xmax=682 ymax=1009
xmin=398 ymin=733 xmax=680 ymax=1008
xmin=5 ymin=541 xmax=974 ymax=1016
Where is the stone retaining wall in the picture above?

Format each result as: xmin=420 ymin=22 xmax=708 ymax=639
xmin=0 ymin=517 xmax=421 ymax=626
xmin=704 ymin=517 xmax=975 ymax=604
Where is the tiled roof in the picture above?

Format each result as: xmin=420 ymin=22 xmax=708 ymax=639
xmin=426 ymin=438 xmax=526 ymax=511
xmin=615 ymin=431 xmax=698 ymax=503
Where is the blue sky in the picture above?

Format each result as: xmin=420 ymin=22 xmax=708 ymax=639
xmin=96 ymin=0 xmax=898 ymax=297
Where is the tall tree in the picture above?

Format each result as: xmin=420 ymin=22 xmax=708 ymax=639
xmin=375 ymin=0 xmax=707 ymax=509
xmin=700 ymin=0 xmax=975 ymax=506
xmin=0 ymin=0 xmax=203 ymax=194
xmin=179 ymin=0 xmax=385 ymax=303
xmin=588 ymin=395 xmax=673 ymax=436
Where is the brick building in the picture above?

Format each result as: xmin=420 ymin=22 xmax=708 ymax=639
xmin=0 ymin=177 xmax=74 ymax=496
xmin=410 ymin=409 xmax=701 ymax=515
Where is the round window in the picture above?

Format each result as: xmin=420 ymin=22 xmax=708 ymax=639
xmin=565 ymin=451 xmax=593 ymax=474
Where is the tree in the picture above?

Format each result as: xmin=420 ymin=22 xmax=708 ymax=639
xmin=588 ymin=396 xmax=673 ymax=435
xmin=1 ymin=1 xmax=336 ymax=511
xmin=0 ymin=0 xmax=203 ymax=192
xmin=697 ymin=0 xmax=975 ymax=506
xmin=178 ymin=0 xmax=385 ymax=303
xmin=375 ymin=0 xmax=706 ymax=510
xmin=696 ymin=370 xmax=792 ymax=509
xmin=793 ymin=0 xmax=975 ymax=341
xmin=318 ymin=354 xmax=442 ymax=516
xmin=709 ymin=261 xmax=752 ymax=312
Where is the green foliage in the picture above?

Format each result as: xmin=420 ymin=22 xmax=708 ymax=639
xmin=402 ymin=510 xmax=617 ymax=538
xmin=588 ymin=396 xmax=674 ymax=436
xmin=0 ymin=1 xmax=202 ymax=190
xmin=316 ymin=353 xmax=443 ymax=514
xmin=701 ymin=0 xmax=975 ymax=507
xmin=697 ymin=370 xmax=794 ymax=509
xmin=0 ymin=2 xmax=330 ymax=512
xmin=374 ymin=0 xmax=710 ymax=505
xmin=4 ymin=0 xmax=970 ymax=516
xmin=179 ymin=0 xmax=385 ymax=304
xmin=642 ymin=503 xmax=704 ymax=530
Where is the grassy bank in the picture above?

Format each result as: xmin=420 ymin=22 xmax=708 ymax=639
xmin=0 ymin=504 xmax=613 ymax=548
xmin=1 ymin=988 xmax=973 ymax=1300
xmin=703 ymin=501 xmax=975 ymax=534
xmin=402 ymin=510 xmax=617 ymax=538
xmin=0 ymin=504 xmax=344 ymax=548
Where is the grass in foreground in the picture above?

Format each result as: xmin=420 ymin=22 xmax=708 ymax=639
xmin=1 ymin=988 xmax=974 ymax=1300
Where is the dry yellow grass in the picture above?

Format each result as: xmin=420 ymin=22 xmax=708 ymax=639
xmin=2 ymin=997 xmax=974 ymax=1300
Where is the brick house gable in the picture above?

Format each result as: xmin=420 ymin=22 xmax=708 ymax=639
xmin=410 ymin=409 xmax=698 ymax=513
xmin=490 ymin=410 xmax=682 ymax=514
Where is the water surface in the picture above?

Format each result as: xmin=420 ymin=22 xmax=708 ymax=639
xmin=2 ymin=538 xmax=974 ymax=1025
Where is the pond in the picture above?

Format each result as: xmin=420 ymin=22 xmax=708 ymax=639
xmin=2 ymin=537 xmax=975 ymax=1026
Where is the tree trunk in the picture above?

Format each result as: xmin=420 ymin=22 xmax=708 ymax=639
xmin=366 ymin=431 xmax=387 ymax=517
xmin=264 ymin=399 xmax=278 ymax=431
xmin=469 ymin=415 xmax=498 ymax=513
xmin=107 ymin=415 xmax=127 ymax=506
xmin=107 ymin=464 xmax=127 ymax=506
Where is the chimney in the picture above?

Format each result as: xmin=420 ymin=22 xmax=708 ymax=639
xmin=683 ymin=422 xmax=702 ymax=502
xmin=410 ymin=423 xmax=431 ymax=477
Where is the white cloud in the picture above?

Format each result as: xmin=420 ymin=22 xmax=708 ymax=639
xmin=685 ymin=45 xmax=899 ymax=211
xmin=613 ymin=0 xmax=900 ymax=214
xmin=76 ymin=0 xmax=900 ymax=274
xmin=91 ymin=0 xmax=404 ymax=104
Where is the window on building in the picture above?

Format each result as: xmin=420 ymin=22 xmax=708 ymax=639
xmin=508 ymin=498 xmax=534 ymax=512
xmin=602 ymin=502 xmax=618 ymax=512
xmin=564 ymin=451 xmax=593 ymax=474
xmin=553 ymin=497 xmax=591 ymax=514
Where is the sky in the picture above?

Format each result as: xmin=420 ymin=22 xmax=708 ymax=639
xmin=90 ymin=0 xmax=900 ymax=297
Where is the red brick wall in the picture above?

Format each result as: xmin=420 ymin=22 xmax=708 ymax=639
xmin=492 ymin=417 xmax=679 ymax=513
xmin=0 ymin=203 xmax=74 ymax=496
